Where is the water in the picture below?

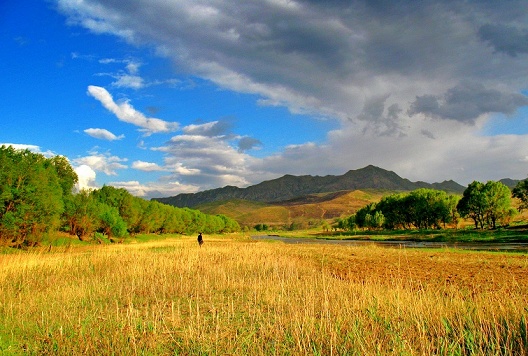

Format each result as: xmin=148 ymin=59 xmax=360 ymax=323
xmin=251 ymin=235 xmax=528 ymax=251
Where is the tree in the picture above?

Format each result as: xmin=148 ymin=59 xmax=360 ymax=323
xmin=63 ymin=189 xmax=101 ymax=240
xmin=354 ymin=203 xmax=376 ymax=229
xmin=513 ymin=179 xmax=528 ymax=212
xmin=48 ymin=155 xmax=78 ymax=197
xmin=0 ymin=146 xmax=64 ymax=246
xmin=482 ymin=181 xmax=515 ymax=229
xmin=372 ymin=211 xmax=385 ymax=229
xmin=376 ymin=193 xmax=407 ymax=229
xmin=457 ymin=180 xmax=514 ymax=229
xmin=407 ymin=189 xmax=452 ymax=229
xmin=457 ymin=181 xmax=486 ymax=229
xmin=98 ymin=205 xmax=127 ymax=238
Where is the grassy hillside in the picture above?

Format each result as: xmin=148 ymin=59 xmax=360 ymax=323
xmin=196 ymin=189 xmax=387 ymax=228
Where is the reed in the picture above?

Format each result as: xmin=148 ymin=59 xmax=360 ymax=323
xmin=0 ymin=235 xmax=526 ymax=355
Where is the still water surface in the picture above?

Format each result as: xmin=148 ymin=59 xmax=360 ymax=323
xmin=251 ymin=235 xmax=528 ymax=251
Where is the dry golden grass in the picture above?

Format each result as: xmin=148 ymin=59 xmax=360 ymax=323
xmin=0 ymin=234 xmax=527 ymax=355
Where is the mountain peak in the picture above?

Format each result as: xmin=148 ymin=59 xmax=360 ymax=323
xmin=154 ymin=165 xmax=465 ymax=208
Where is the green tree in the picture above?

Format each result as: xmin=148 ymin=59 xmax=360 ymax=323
xmin=355 ymin=203 xmax=376 ymax=229
xmin=407 ymin=189 xmax=452 ymax=229
xmin=457 ymin=181 xmax=486 ymax=229
xmin=98 ymin=205 xmax=127 ymax=238
xmin=482 ymin=181 xmax=515 ymax=229
xmin=376 ymin=193 xmax=407 ymax=229
xmin=0 ymin=146 xmax=64 ymax=246
xmin=512 ymin=179 xmax=528 ymax=212
xmin=457 ymin=181 xmax=514 ymax=229
xmin=49 ymin=155 xmax=78 ymax=196
xmin=63 ymin=189 xmax=101 ymax=240
xmin=372 ymin=211 xmax=385 ymax=229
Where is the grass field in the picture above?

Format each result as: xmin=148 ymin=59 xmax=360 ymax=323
xmin=1 ymin=234 xmax=527 ymax=355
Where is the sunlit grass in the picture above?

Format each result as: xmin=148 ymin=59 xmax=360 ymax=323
xmin=1 ymin=234 xmax=527 ymax=355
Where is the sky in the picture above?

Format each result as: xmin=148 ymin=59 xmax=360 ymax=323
xmin=1 ymin=0 xmax=528 ymax=199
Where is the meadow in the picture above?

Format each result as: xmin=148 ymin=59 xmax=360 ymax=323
xmin=0 ymin=234 xmax=527 ymax=355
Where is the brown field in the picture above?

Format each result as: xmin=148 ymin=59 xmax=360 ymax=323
xmin=0 ymin=234 xmax=527 ymax=355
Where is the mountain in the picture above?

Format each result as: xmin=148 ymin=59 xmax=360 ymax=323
xmin=500 ymin=178 xmax=521 ymax=189
xmin=154 ymin=165 xmax=466 ymax=208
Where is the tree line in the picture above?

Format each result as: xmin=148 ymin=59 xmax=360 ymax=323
xmin=335 ymin=179 xmax=528 ymax=231
xmin=0 ymin=146 xmax=240 ymax=247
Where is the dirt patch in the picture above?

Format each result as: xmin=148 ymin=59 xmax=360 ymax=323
xmin=297 ymin=246 xmax=528 ymax=294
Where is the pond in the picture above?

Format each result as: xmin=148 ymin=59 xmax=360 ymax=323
xmin=251 ymin=235 xmax=528 ymax=251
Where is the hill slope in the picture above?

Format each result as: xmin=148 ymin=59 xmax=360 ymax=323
xmin=196 ymin=190 xmax=387 ymax=228
xmin=155 ymin=165 xmax=465 ymax=208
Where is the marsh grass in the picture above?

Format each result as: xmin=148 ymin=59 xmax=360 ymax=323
xmin=0 ymin=235 xmax=527 ymax=355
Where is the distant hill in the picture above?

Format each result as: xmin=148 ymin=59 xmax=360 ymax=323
xmin=500 ymin=178 xmax=521 ymax=189
xmin=154 ymin=165 xmax=466 ymax=208
xmin=195 ymin=190 xmax=387 ymax=227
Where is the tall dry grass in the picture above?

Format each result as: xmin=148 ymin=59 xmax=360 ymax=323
xmin=0 ymin=235 xmax=527 ymax=355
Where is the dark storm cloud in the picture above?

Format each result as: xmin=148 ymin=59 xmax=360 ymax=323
xmin=478 ymin=24 xmax=528 ymax=57
xmin=237 ymin=137 xmax=262 ymax=152
xmin=409 ymin=82 xmax=528 ymax=124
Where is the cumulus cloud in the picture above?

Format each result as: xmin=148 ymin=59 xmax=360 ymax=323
xmin=152 ymin=126 xmax=260 ymax=189
xmin=74 ymin=164 xmax=97 ymax=191
xmin=87 ymin=85 xmax=179 ymax=135
xmin=72 ymin=151 xmax=127 ymax=175
xmin=84 ymin=128 xmax=124 ymax=141
xmin=132 ymin=160 xmax=165 ymax=171
xmin=107 ymin=180 xmax=199 ymax=198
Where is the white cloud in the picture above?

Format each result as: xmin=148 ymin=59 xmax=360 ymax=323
xmin=0 ymin=143 xmax=56 ymax=157
xmin=73 ymin=151 xmax=128 ymax=176
xmin=74 ymin=164 xmax=97 ymax=191
xmin=1 ymin=143 xmax=42 ymax=152
xmin=111 ymin=74 xmax=144 ymax=89
xmin=151 ymin=125 xmax=260 ymax=189
xmin=87 ymin=85 xmax=179 ymax=135
xmin=132 ymin=160 xmax=165 ymax=171
xmin=108 ymin=180 xmax=199 ymax=198
xmin=84 ymin=128 xmax=124 ymax=141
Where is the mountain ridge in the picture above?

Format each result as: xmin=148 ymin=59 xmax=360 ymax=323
xmin=154 ymin=165 xmax=467 ymax=208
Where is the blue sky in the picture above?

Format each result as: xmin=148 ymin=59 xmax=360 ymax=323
xmin=1 ymin=0 xmax=528 ymax=199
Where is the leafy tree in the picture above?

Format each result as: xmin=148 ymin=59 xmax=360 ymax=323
xmin=372 ymin=211 xmax=385 ymax=229
xmin=63 ymin=189 xmax=101 ymax=240
xmin=407 ymin=189 xmax=452 ymax=229
xmin=457 ymin=181 xmax=486 ymax=229
xmin=218 ymin=214 xmax=240 ymax=233
xmin=446 ymin=195 xmax=461 ymax=228
xmin=254 ymin=223 xmax=268 ymax=232
xmin=376 ymin=193 xmax=408 ymax=229
xmin=98 ymin=205 xmax=127 ymax=238
xmin=457 ymin=180 xmax=514 ymax=229
xmin=513 ymin=179 xmax=528 ymax=212
xmin=0 ymin=146 xmax=64 ymax=246
xmin=482 ymin=181 xmax=515 ymax=229
xmin=48 ymin=155 xmax=78 ymax=196
xmin=354 ymin=203 xmax=376 ymax=229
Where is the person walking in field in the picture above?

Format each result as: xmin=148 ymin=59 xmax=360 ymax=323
xmin=197 ymin=232 xmax=203 ymax=247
